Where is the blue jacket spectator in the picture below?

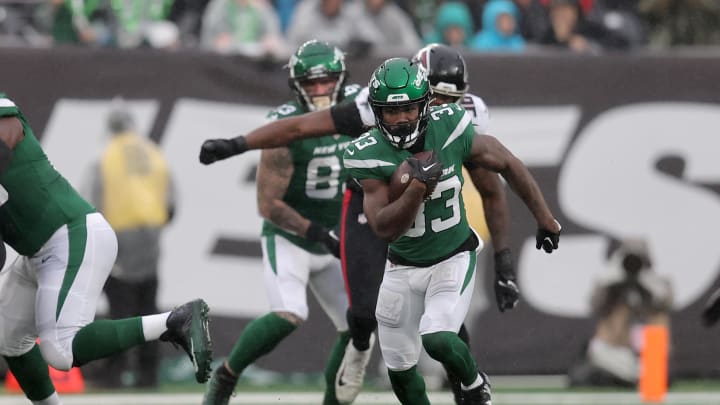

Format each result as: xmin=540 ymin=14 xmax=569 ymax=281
xmin=423 ymin=1 xmax=474 ymax=47
xmin=273 ymin=0 xmax=298 ymax=34
xmin=471 ymin=0 xmax=525 ymax=52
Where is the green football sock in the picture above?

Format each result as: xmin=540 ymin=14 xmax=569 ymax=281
xmin=322 ymin=331 xmax=350 ymax=405
xmin=422 ymin=331 xmax=478 ymax=385
xmin=4 ymin=344 xmax=55 ymax=401
xmin=388 ymin=366 xmax=430 ymax=405
xmin=71 ymin=318 xmax=145 ymax=366
xmin=226 ymin=312 xmax=297 ymax=375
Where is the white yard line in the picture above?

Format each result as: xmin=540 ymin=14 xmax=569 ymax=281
xmin=1 ymin=391 xmax=720 ymax=405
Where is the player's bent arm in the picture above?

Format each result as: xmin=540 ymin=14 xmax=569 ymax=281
xmin=467 ymin=167 xmax=510 ymax=252
xmin=245 ymin=109 xmax=337 ymax=150
xmin=468 ymin=134 xmax=559 ymax=232
xmin=0 ymin=117 xmax=24 ymax=173
xmin=256 ymin=147 xmax=310 ymax=235
xmin=361 ymin=178 xmax=426 ymax=242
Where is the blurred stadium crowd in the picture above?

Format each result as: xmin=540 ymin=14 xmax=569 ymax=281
xmin=1 ymin=0 xmax=720 ymax=60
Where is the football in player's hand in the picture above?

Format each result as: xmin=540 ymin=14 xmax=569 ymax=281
xmin=389 ymin=150 xmax=435 ymax=201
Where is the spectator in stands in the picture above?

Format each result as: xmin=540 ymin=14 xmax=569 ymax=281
xmin=568 ymin=237 xmax=673 ymax=388
xmin=462 ymin=0 xmax=487 ymax=35
xmin=0 ymin=2 xmax=50 ymax=47
xmin=423 ymin=1 xmax=475 ymax=48
xmin=85 ymin=98 xmax=176 ymax=388
xmin=347 ymin=0 xmax=422 ymax=57
xmin=50 ymin=0 xmax=97 ymax=45
xmin=200 ymin=0 xmax=287 ymax=60
xmin=167 ymin=0 xmax=212 ymax=48
xmin=514 ymin=0 xmax=551 ymax=43
xmin=51 ymin=0 xmax=204 ymax=49
xmin=638 ymin=0 xmax=720 ymax=48
xmin=397 ymin=0 xmax=439 ymax=40
xmin=538 ymin=0 xmax=629 ymax=53
xmin=273 ymin=0 xmax=299 ymax=34
xmin=587 ymin=0 xmax=647 ymax=49
xmin=471 ymin=0 xmax=526 ymax=52
xmin=285 ymin=0 xmax=373 ymax=54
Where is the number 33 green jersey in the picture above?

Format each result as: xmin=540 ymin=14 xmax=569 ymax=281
xmin=344 ymin=103 xmax=476 ymax=264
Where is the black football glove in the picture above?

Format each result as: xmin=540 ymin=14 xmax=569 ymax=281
xmin=199 ymin=136 xmax=248 ymax=165
xmin=306 ymin=222 xmax=340 ymax=258
xmin=702 ymin=287 xmax=720 ymax=327
xmin=494 ymin=249 xmax=520 ymax=312
xmin=405 ymin=151 xmax=443 ymax=198
xmin=536 ymin=220 xmax=561 ymax=253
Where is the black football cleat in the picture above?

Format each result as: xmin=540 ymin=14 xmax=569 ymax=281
xmin=159 ymin=299 xmax=213 ymax=383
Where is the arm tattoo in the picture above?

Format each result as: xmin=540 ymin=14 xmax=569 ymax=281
xmin=256 ymin=147 xmax=308 ymax=235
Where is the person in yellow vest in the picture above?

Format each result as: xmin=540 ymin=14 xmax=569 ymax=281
xmin=87 ymin=97 xmax=176 ymax=388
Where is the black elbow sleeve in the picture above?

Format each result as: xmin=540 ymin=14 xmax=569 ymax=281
xmin=331 ymin=103 xmax=367 ymax=137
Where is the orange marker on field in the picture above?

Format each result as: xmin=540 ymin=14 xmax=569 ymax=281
xmin=639 ymin=325 xmax=669 ymax=403
xmin=5 ymin=339 xmax=84 ymax=394
xmin=6 ymin=367 xmax=85 ymax=394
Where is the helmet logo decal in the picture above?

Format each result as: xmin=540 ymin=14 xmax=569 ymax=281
xmin=435 ymin=82 xmax=459 ymax=92
xmin=308 ymin=64 xmax=328 ymax=75
xmin=387 ymin=94 xmax=410 ymax=102
xmin=413 ymin=66 xmax=427 ymax=88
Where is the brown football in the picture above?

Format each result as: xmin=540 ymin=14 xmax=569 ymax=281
xmin=388 ymin=150 xmax=435 ymax=202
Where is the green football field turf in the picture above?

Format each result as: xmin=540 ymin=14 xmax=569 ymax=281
xmin=3 ymin=380 xmax=720 ymax=405
xmin=2 ymin=391 xmax=720 ymax=405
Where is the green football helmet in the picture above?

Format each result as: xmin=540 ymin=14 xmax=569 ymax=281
xmin=287 ymin=40 xmax=347 ymax=111
xmin=368 ymin=58 xmax=431 ymax=149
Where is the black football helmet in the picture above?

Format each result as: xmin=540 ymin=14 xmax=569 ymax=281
xmin=413 ymin=44 xmax=469 ymax=101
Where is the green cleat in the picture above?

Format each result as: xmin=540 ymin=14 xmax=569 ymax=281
xmin=202 ymin=365 xmax=238 ymax=405
xmin=159 ymin=299 xmax=213 ymax=383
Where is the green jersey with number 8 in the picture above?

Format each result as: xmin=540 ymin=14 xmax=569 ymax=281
xmin=261 ymin=85 xmax=361 ymax=254
xmin=344 ymin=102 xmax=475 ymax=264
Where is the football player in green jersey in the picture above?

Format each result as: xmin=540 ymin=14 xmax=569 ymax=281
xmin=199 ymin=57 xmax=560 ymax=405
xmin=202 ymin=40 xmax=365 ymax=405
xmin=0 ymin=94 xmax=213 ymax=405
xmin=340 ymin=58 xmax=560 ymax=405
xmin=199 ymin=53 xmax=539 ymax=405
